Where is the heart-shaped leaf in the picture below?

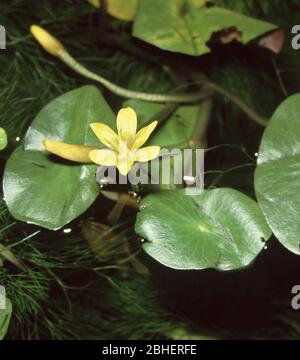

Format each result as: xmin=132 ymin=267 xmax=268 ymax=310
xmin=0 ymin=298 xmax=12 ymax=340
xmin=133 ymin=0 xmax=276 ymax=56
xmin=3 ymin=86 xmax=115 ymax=230
xmin=255 ymin=94 xmax=300 ymax=254
xmin=135 ymin=188 xmax=271 ymax=270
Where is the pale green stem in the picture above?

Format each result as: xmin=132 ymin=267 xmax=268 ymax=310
xmin=58 ymin=49 xmax=209 ymax=103
xmin=57 ymin=49 xmax=267 ymax=126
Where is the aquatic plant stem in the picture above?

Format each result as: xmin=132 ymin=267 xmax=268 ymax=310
xmin=59 ymin=49 xmax=267 ymax=126
xmin=58 ymin=49 xmax=209 ymax=103
xmin=207 ymin=81 xmax=268 ymax=127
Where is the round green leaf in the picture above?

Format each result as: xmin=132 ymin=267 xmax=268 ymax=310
xmin=0 ymin=128 xmax=7 ymax=151
xmin=3 ymin=86 xmax=115 ymax=230
xmin=24 ymin=86 xmax=114 ymax=151
xmin=133 ymin=0 xmax=276 ymax=56
xmin=0 ymin=298 xmax=12 ymax=340
xmin=135 ymin=189 xmax=271 ymax=270
xmin=255 ymin=94 xmax=300 ymax=254
xmin=4 ymin=148 xmax=100 ymax=230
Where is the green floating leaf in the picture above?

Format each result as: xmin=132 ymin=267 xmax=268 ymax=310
xmin=0 ymin=128 xmax=8 ymax=151
xmin=133 ymin=0 xmax=276 ymax=56
xmin=0 ymin=298 xmax=12 ymax=340
xmin=135 ymin=189 xmax=271 ymax=270
xmin=3 ymin=86 xmax=115 ymax=230
xmin=255 ymin=94 xmax=300 ymax=255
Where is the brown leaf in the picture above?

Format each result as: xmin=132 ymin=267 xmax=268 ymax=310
xmin=212 ymin=26 xmax=242 ymax=44
xmin=259 ymin=29 xmax=285 ymax=54
xmin=81 ymin=220 xmax=149 ymax=275
xmin=0 ymin=243 xmax=26 ymax=271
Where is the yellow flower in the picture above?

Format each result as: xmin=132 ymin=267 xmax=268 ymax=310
xmin=43 ymin=107 xmax=160 ymax=176
xmin=90 ymin=107 xmax=160 ymax=175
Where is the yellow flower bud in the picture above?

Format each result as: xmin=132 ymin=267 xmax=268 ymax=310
xmin=30 ymin=25 xmax=64 ymax=56
xmin=86 ymin=0 xmax=137 ymax=21
xmin=43 ymin=139 xmax=95 ymax=163
xmin=106 ymin=0 xmax=138 ymax=21
xmin=87 ymin=0 xmax=101 ymax=8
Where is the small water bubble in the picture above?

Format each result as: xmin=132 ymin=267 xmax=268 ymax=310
xmin=15 ymin=136 xmax=21 ymax=142
xmin=136 ymin=196 xmax=142 ymax=204
xmin=263 ymin=245 xmax=268 ymax=250
xmin=140 ymin=238 xmax=145 ymax=243
xmin=254 ymin=152 xmax=258 ymax=157
xmin=140 ymin=205 xmax=147 ymax=210
xmin=128 ymin=191 xmax=138 ymax=198
xmin=63 ymin=228 xmax=72 ymax=234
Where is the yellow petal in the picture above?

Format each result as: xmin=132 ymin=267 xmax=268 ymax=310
xmin=43 ymin=139 xmax=95 ymax=163
xmin=132 ymin=121 xmax=158 ymax=150
xmin=116 ymin=141 xmax=133 ymax=175
xmin=116 ymin=158 xmax=134 ymax=176
xmin=30 ymin=25 xmax=64 ymax=56
xmin=116 ymin=107 xmax=137 ymax=145
xmin=90 ymin=123 xmax=119 ymax=151
xmin=89 ymin=149 xmax=117 ymax=166
xmin=133 ymin=146 xmax=160 ymax=162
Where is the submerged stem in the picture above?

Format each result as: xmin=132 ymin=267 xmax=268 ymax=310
xmin=207 ymin=82 xmax=268 ymax=127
